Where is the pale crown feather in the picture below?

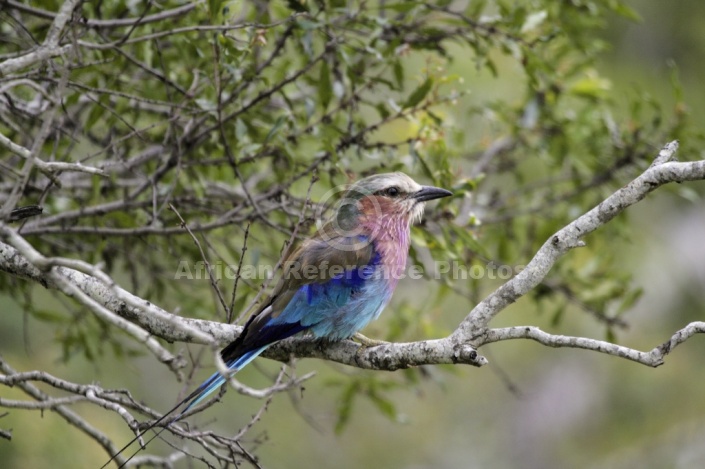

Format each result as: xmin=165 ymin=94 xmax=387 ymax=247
xmin=347 ymin=172 xmax=423 ymax=196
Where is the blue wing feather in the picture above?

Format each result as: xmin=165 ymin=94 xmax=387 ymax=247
xmin=268 ymin=250 xmax=388 ymax=339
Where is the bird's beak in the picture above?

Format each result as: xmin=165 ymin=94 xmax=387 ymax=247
xmin=412 ymin=185 xmax=453 ymax=202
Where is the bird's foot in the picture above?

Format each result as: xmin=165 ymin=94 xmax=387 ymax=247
xmin=352 ymin=333 xmax=388 ymax=347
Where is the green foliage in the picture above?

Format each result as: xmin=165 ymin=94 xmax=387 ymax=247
xmin=328 ymin=374 xmax=404 ymax=434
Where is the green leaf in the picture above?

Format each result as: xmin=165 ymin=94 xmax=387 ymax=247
xmin=335 ymin=380 xmax=360 ymax=433
xmin=467 ymin=0 xmax=487 ymax=17
xmin=668 ymin=60 xmax=684 ymax=103
xmin=427 ymin=110 xmax=443 ymax=126
xmin=569 ymin=74 xmax=612 ymax=99
xmin=410 ymin=145 xmax=434 ymax=179
xmin=615 ymin=287 xmax=643 ymax=316
xmin=393 ymin=60 xmax=404 ymax=90
xmin=208 ymin=0 xmax=222 ymax=20
xmin=319 ymin=61 xmax=332 ymax=111
xmin=287 ymin=0 xmax=310 ymax=12
xmin=551 ymin=304 xmax=566 ymax=327
xmin=264 ymin=116 xmax=286 ymax=144
xmin=452 ymin=178 xmax=478 ymax=195
xmin=235 ymin=119 xmax=248 ymax=140
xmin=449 ymin=227 xmax=488 ymax=258
xmin=296 ymin=19 xmax=320 ymax=30
xmin=381 ymin=2 xmax=420 ymax=13
xmin=375 ymin=102 xmax=390 ymax=120
xmin=85 ymin=98 xmax=106 ymax=132
xmin=30 ymin=308 xmax=67 ymax=323
xmin=610 ymin=2 xmax=642 ymax=22
xmin=403 ymin=78 xmax=433 ymax=109
xmin=368 ymin=391 xmax=397 ymax=420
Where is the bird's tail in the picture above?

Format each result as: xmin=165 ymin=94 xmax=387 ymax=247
xmin=180 ymin=346 xmax=268 ymax=414
xmin=101 ymin=346 xmax=268 ymax=469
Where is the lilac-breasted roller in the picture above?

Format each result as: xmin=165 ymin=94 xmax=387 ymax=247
xmin=106 ymin=172 xmax=451 ymax=467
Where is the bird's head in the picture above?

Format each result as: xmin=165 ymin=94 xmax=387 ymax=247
xmin=330 ymin=172 xmax=452 ymax=236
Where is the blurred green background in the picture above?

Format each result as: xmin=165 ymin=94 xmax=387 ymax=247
xmin=2 ymin=0 xmax=705 ymax=468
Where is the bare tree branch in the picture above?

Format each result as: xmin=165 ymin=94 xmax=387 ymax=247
xmin=482 ymin=322 xmax=705 ymax=367
xmin=455 ymin=142 xmax=704 ymax=335
xmin=0 ymin=0 xmax=80 ymax=76
xmin=0 ymin=358 xmax=126 ymax=465
xmin=1 ymin=143 xmax=704 ymax=377
xmin=3 ymin=0 xmax=198 ymax=28
xmin=0 ymin=130 xmax=107 ymax=176
xmin=0 ymin=223 xmax=216 ymax=349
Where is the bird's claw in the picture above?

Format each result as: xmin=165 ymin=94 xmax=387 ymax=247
xmin=352 ymin=333 xmax=388 ymax=347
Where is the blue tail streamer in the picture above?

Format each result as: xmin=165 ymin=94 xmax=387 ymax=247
xmin=181 ymin=346 xmax=268 ymax=414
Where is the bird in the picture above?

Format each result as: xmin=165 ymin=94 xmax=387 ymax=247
xmin=104 ymin=172 xmax=451 ymax=467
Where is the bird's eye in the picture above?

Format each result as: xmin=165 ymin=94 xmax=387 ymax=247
xmin=385 ymin=186 xmax=401 ymax=197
